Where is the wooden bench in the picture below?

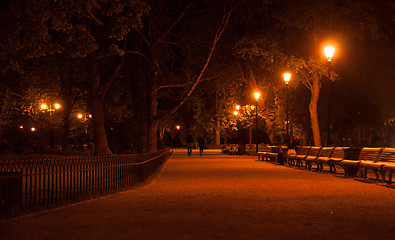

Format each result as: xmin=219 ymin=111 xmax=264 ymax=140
xmin=269 ymin=146 xmax=287 ymax=164
xmin=293 ymin=146 xmax=312 ymax=168
xmin=257 ymin=146 xmax=271 ymax=161
xmin=340 ymin=147 xmax=382 ymax=177
xmin=359 ymin=147 xmax=395 ymax=182
xmin=326 ymin=147 xmax=345 ymax=173
xmin=292 ymin=146 xmax=311 ymax=167
xmin=302 ymin=147 xmax=322 ymax=170
xmin=308 ymin=147 xmax=334 ymax=171
xmin=285 ymin=148 xmax=298 ymax=166
xmin=380 ymin=148 xmax=395 ymax=184
xmin=221 ymin=144 xmax=238 ymax=155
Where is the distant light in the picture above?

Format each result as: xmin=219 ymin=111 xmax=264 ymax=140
xmin=41 ymin=103 xmax=48 ymax=110
xmin=283 ymin=73 xmax=291 ymax=84
xmin=254 ymin=92 xmax=260 ymax=101
xmin=77 ymin=114 xmax=83 ymax=119
xmin=88 ymin=114 xmax=92 ymax=118
xmin=54 ymin=103 xmax=61 ymax=109
xmin=234 ymin=111 xmax=239 ymax=116
xmin=176 ymin=125 xmax=180 ymax=130
xmin=250 ymin=105 xmax=255 ymax=110
xmin=236 ymin=105 xmax=240 ymax=110
xmin=31 ymin=127 xmax=36 ymax=132
xmin=19 ymin=125 xmax=24 ymax=129
xmin=324 ymin=46 xmax=335 ymax=61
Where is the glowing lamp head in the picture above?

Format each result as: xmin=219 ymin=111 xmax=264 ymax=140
xmin=283 ymin=73 xmax=291 ymax=84
xmin=234 ymin=111 xmax=239 ymax=116
xmin=77 ymin=114 xmax=83 ymax=119
xmin=19 ymin=125 xmax=23 ymax=129
xmin=31 ymin=127 xmax=36 ymax=132
xmin=54 ymin=103 xmax=61 ymax=109
xmin=41 ymin=103 xmax=48 ymax=110
xmin=254 ymin=92 xmax=261 ymax=101
xmin=324 ymin=46 xmax=335 ymax=62
xmin=176 ymin=125 xmax=180 ymax=130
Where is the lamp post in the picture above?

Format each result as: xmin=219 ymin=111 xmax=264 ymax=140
xmin=324 ymin=46 xmax=335 ymax=146
xmin=254 ymin=92 xmax=260 ymax=154
xmin=234 ymin=108 xmax=240 ymax=152
xmin=283 ymin=73 xmax=291 ymax=146
xmin=77 ymin=113 xmax=92 ymax=148
xmin=41 ymin=102 xmax=61 ymax=148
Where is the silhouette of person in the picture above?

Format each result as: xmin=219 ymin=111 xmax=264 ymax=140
xmin=186 ymin=133 xmax=194 ymax=156
xmin=198 ymin=133 xmax=205 ymax=156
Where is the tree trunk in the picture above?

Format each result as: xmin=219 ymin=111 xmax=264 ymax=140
xmin=309 ymin=78 xmax=321 ymax=146
xmin=91 ymin=94 xmax=112 ymax=155
xmin=215 ymin=118 xmax=221 ymax=145
xmin=88 ymin=54 xmax=112 ymax=155
xmin=146 ymin=68 xmax=158 ymax=153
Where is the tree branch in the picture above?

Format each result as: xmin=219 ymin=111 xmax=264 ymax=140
xmin=126 ymin=50 xmax=149 ymax=63
xmin=98 ymin=38 xmax=127 ymax=97
xmin=155 ymin=2 xmax=194 ymax=44
xmin=162 ymin=6 xmax=233 ymax=118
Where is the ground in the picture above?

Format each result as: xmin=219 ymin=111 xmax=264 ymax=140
xmin=1 ymin=149 xmax=394 ymax=240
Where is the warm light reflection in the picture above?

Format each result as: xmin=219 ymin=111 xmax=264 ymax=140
xmin=41 ymin=103 xmax=48 ymax=110
xmin=250 ymin=105 xmax=255 ymax=110
xmin=283 ymin=73 xmax=291 ymax=84
xmin=324 ymin=46 xmax=335 ymax=61
xmin=234 ymin=111 xmax=239 ymax=116
xmin=236 ymin=105 xmax=240 ymax=110
xmin=254 ymin=92 xmax=260 ymax=101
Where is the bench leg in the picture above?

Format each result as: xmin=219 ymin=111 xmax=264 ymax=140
xmin=374 ymin=170 xmax=380 ymax=180
xmin=389 ymin=171 xmax=393 ymax=185
xmin=381 ymin=170 xmax=386 ymax=183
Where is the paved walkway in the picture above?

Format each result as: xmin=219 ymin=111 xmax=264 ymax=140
xmin=1 ymin=149 xmax=394 ymax=240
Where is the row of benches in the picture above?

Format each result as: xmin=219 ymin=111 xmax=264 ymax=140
xmin=257 ymin=146 xmax=395 ymax=185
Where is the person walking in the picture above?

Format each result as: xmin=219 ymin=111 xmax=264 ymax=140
xmin=198 ymin=133 xmax=205 ymax=156
xmin=186 ymin=133 xmax=194 ymax=156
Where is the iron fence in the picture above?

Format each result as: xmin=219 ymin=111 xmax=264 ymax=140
xmin=0 ymin=148 xmax=171 ymax=218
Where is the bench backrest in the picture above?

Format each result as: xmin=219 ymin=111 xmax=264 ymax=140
xmin=269 ymin=146 xmax=280 ymax=153
xmin=358 ymin=147 xmax=382 ymax=161
xmin=378 ymin=148 xmax=395 ymax=163
xmin=297 ymin=146 xmax=311 ymax=156
xmin=330 ymin=147 xmax=345 ymax=159
xmin=317 ymin=147 xmax=334 ymax=158
xmin=307 ymin=146 xmax=321 ymax=157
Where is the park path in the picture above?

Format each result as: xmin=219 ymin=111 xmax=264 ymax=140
xmin=1 ymin=149 xmax=394 ymax=240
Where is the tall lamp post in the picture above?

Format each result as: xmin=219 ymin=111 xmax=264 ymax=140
xmin=324 ymin=46 xmax=335 ymax=146
xmin=254 ymin=92 xmax=260 ymax=154
xmin=234 ymin=107 xmax=240 ymax=152
xmin=41 ymin=102 xmax=61 ymax=148
xmin=283 ymin=73 xmax=291 ymax=146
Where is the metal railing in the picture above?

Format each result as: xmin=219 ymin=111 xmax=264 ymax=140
xmin=0 ymin=148 xmax=171 ymax=218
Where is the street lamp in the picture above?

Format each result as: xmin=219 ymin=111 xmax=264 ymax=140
xmin=41 ymin=102 xmax=61 ymax=117
xmin=324 ymin=47 xmax=335 ymax=62
xmin=41 ymin=102 xmax=61 ymax=148
xmin=254 ymin=91 xmax=260 ymax=154
xmin=77 ymin=113 xmax=92 ymax=148
xmin=324 ymin=46 xmax=335 ymax=146
xmin=283 ymin=73 xmax=291 ymax=146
